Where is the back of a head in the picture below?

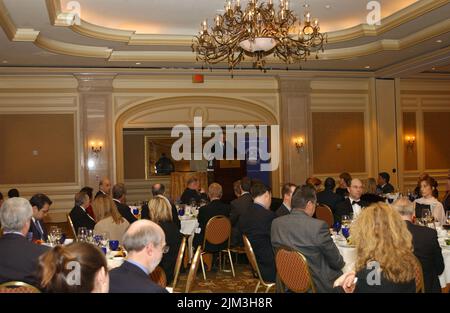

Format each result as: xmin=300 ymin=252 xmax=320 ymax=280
xmin=366 ymin=178 xmax=377 ymax=194
xmin=233 ymin=180 xmax=241 ymax=196
xmin=80 ymin=187 xmax=94 ymax=200
xmin=306 ymin=177 xmax=322 ymax=187
xmin=151 ymin=183 xmax=165 ymax=196
xmin=0 ymin=197 xmax=32 ymax=232
xmin=38 ymin=242 xmax=107 ymax=293
xmin=391 ymin=197 xmax=414 ymax=217
xmin=339 ymin=172 xmax=352 ymax=186
xmin=240 ymin=177 xmax=252 ymax=192
xmin=350 ymin=202 xmax=416 ymax=283
xmin=250 ymin=181 xmax=270 ymax=199
xmin=379 ymin=172 xmax=390 ymax=183
xmin=148 ymin=196 xmax=172 ymax=224
xmin=208 ymin=183 xmax=223 ymax=199
xmin=281 ymin=183 xmax=296 ymax=198
xmin=186 ymin=177 xmax=198 ymax=188
xmin=112 ymin=183 xmax=126 ymax=200
xmin=291 ymin=184 xmax=317 ymax=210
xmin=122 ymin=219 xmax=164 ymax=253
xmin=92 ymin=194 xmax=119 ymax=222
xmin=74 ymin=191 xmax=88 ymax=207
xmin=7 ymin=188 xmax=19 ymax=198
xmin=324 ymin=177 xmax=336 ymax=190
xmin=29 ymin=193 xmax=53 ymax=210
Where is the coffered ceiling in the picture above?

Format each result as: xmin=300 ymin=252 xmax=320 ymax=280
xmin=0 ymin=0 xmax=449 ymax=76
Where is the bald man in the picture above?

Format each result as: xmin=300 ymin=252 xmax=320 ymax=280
xmin=109 ymin=220 xmax=168 ymax=293
xmin=95 ymin=177 xmax=111 ymax=199
xmin=335 ymin=178 xmax=368 ymax=223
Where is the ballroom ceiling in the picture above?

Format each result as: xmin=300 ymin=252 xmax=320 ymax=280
xmin=0 ymin=0 xmax=449 ymax=76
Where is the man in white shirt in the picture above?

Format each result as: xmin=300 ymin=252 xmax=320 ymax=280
xmin=275 ymin=183 xmax=296 ymax=217
xmin=95 ymin=177 xmax=111 ymax=198
xmin=29 ymin=193 xmax=52 ymax=241
xmin=335 ymin=178 xmax=367 ymax=222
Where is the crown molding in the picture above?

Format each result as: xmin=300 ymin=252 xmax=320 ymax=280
xmin=44 ymin=0 xmax=448 ymax=46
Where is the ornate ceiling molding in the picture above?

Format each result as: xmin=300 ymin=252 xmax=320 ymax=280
xmin=46 ymin=0 xmax=448 ymax=45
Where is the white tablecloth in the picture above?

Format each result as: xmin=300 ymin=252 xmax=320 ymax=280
xmin=335 ymin=240 xmax=450 ymax=288
xmin=179 ymin=216 xmax=199 ymax=260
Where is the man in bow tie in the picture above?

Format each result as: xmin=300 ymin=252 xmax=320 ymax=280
xmin=335 ymin=178 xmax=367 ymax=223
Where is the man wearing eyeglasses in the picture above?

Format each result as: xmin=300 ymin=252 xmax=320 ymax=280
xmin=109 ymin=220 xmax=169 ymax=293
xmin=29 ymin=193 xmax=52 ymax=242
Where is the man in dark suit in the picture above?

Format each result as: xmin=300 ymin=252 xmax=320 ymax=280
xmin=95 ymin=177 xmax=111 ymax=199
xmin=0 ymin=197 xmax=49 ymax=286
xmin=29 ymin=193 xmax=52 ymax=241
xmin=109 ymin=220 xmax=168 ymax=293
xmin=141 ymin=183 xmax=180 ymax=230
xmin=275 ymin=183 xmax=296 ymax=217
xmin=230 ymin=177 xmax=253 ymax=247
xmin=180 ymin=177 xmax=207 ymax=204
xmin=239 ymin=182 xmax=276 ymax=283
xmin=193 ymin=183 xmax=231 ymax=251
xmin=393 ymin=198 xmax=445 ymax=293
xmin=335 ymin=178 xmax=368 ymax=223
xmin=317 ymin=177 xmax=343 ymax=214
xmin=69 ymin=191 xmax=96 ymax=234
xmin=377 ymin=172 xmax=395 ymax=194
xmin=271 ymin=185 xmax=345 ymax=292
xmin=112 ymin=183 xmax=137 ymax=224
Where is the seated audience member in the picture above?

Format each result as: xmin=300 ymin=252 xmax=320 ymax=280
xmin=38 ymin=242 xmax=109 ymax=293
xmin=141 ymin=183 xmax=180 ymax=230
xmin=306 ymin=177 xmax=322 ymax=191
xmin=80 ymin=186 xmax=95 ymax=220
xmin=360 ymin=178 xmax=385 ymax=204
xmin=109 ymin=220 xmax=168 ymax=293
xmin=317 ymin=177 xmax=343 ymax=214
xmin=7 ymin=188 xmax=19 ymax=198
xmin=29 ymin=193 xmax=53 ymax=241
xmin=0 ymin=197 xmax=48 ymax=286
xmin=335 ymin=172 xmax=351 ymax=198
xmin=414 ymin=175 xmax=445 ymax=225
xmin=230 ymin=177 xmax=253 ymax=247
xmin=95 ymin=177 xmax=111 ymax=199
xmin=193 ymin=183 xmax=231 ymax=251
xmin=271 ymin=185 xmax=344 ymax=292
xmin=93 ymin=194 xmax=130 ymax=241
xmin=334 ymin=203 xmax=417 ymax=293
xmin=275 ymin=183 xmax=296 ymax=217
xmin=335 ymin=178 xmax=368 ymax=222
xmin=69 ymin=191 xmax=96 ymax=234
xmin=238 ymin=182 xmax=276 ymax=283
xmin=180 ymin=177 xmax=207 ymax=205
xmin=147 ymin=196 xmax=182 ymax=284
xmin=441 ymin=173 xmax=450 ymax=212
xmin=392 ymin=198 xmax=444 ymax=293
xmin=233 ymin=180 xmax=241 ymax=199
xmin=112 ymin=183 xmax=137 ymax=224
xmin=376 ymin=172 xmax=395 ymax=194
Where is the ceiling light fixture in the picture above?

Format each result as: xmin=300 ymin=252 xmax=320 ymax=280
xmin=192 ymin=0 xmax=327 ymax=73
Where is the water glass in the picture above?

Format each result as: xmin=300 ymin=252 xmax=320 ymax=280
xmin=86 ymin=229 xmax=95 ymax=244
xmin=77 ymin=227 xmax=87 ymax=242
xmin=446 ymin=211 xmax=450 ymax=225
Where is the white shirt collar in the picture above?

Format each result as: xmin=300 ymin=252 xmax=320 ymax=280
xmin=283 ymin=202 xmax=291 ymax=212
xmin=113 ymin=198 xmax=121 ymax=203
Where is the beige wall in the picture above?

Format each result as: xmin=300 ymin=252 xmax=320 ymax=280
xmin=123 ymin=133 xmax=145 ymax=180
xmin=403 ymin=112 xmax=418 ymax=170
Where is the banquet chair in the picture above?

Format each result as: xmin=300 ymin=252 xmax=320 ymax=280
xmin=149 ymin=266 xmax=167 ymax=288
xmin=185 ymin=246 xmax=202 ymax=293
xmin=66 ymin=214 xmax=77 ymax=241
xmin=413 ymin=256 xmax=425 ymax=293
xmin=243 ymin=235 xmax=275 ymax=293
xmin=200 ymin=215 xmax=235 ymax=280
xmin=315 ymin=204 xmax=334 ymax=228
xmin=0 ymin=281 xmax=41 ymax=293
xmin=275 ymin=246 xmax=316 ymax=293
xmin=172 ymin=236 xmax=187 ymax=289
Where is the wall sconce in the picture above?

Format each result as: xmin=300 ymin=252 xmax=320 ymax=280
xmin=405 ymin=135 xmax=415 ymax=152
xmin=294 ymin=137 xmax=305 ymax=153
xmin=90 ymin=141 xmax=103 ymax=157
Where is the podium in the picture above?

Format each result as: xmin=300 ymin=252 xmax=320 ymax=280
xmin=170 ymin=172 xmax=208 ymax=201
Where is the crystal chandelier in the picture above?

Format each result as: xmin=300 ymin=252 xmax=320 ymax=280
xmin=192 ymin=0 xmax=327 ymax=72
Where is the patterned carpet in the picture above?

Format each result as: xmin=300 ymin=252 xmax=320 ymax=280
xmin=173 ymin=263 xmax=271 ymax=293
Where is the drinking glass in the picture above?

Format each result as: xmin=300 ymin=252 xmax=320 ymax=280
xmin=446 ymin=211 xmax=450 ymax=225
xmin=86 ymin=229 xmax=95 ymax=244
xmin=341 ymin=215 xmax=351 ymax=227
xmin=77 ymin=227 xmax=87 ymax=242
xmin=422 ymin=209 xmax=433 ymax=226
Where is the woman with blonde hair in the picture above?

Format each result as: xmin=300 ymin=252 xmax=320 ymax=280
xmin=360 ymin=178 xmax=385 ymax=204
xmin=148 ymin=195 xmax=182 ymax=284
xmin=334 ymin=202 xmax=417 ymax=292
xmin=93 ymin=194 xmax=129 ymax=241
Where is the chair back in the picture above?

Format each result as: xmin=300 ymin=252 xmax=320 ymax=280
xmin=203 ymin=215 xmax=231 ymax=248
xmin=149 ymin=266 xmax=167 ymax=288
xmin=243 ymin=235 xmax=265 ymax=283
xmin=0 ymin=281 xmax=40 ymax=293
xmin=172 ymin=236 xmax=187 ymax=289
xmin=413 ymin=256 xmax=425 ymax=293
xmin=66 ymin=214 xmax=77 ymax=240
xmin=315 ymin=204 xmax=334 ymax=228
xmin=185 ymin=246 xmax=202 ymax=293
xmin=275 ymin=247 xmax=316 ymax=293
